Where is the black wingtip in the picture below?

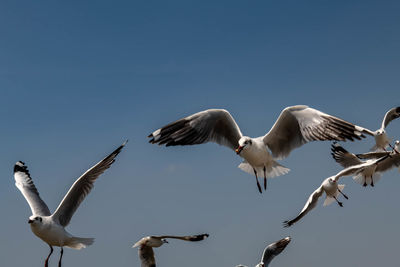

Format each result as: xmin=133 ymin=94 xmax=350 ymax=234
xmin=14 ymin=161 xmax=28 ymax=174
xmin=282 ymin=221 xmax=292 ymax=228
xmin=190 ymin=234 xmax=209 ymax=241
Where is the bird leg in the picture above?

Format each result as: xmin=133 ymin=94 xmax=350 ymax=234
xmin=333 ymin=196 xmax=343 ymax=207
xmin=253 ymin=169 xmax=262 ymax=194
xmin=263 ymin=166 xmax=267 ymax=190
xmin=338 ymin=188 xmax=348 ymax=199
xmin=58 ymin=247 xmax=63 ymax=267
xmin=370 ymin=176 xmax=374 ymax=187
xmin=45 ymin=245 xmax=53 ymax=267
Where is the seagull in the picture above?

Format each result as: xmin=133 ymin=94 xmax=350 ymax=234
xmin=283 ymin=156 xmax=389 ymax=227
xmin=132 ymin=234 xmax=209 ymax=267
xmin=236 ymin=236 xmax=291 ymax=267
xmin=361 ymin=107 xmax=400 ymax=151
xmin=331 ymin=141 xmax=400 ymax=186
xmin=148 ymin=105 xmax=372 ymax=193
xmin=14 ymin=141 xmax=126 ymax=267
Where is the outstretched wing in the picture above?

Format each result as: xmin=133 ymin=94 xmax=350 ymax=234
xmin=260 ymin=237 xmax=291 ymax=266
xmin=14 ymin=161 xmax=51 ymax=216
xmin=263 ymin=105 xmax=371 ymax=159
xmin=148 ymin=109 xmax=243 ymax=150
xmin=375 ymin=154 xmax=400 ymax=173
xmin=52 ymin=141 xmax=126 ymax=227
xmin=154 ymin=234 xmax=209 ymax=242
xmin=283 ymin=186 xmax=324 ymax=227
xmin=331 ymin=143 xmax=363 ymax=168
xmin=332 ymin=155 xmax=391 ymax=182
xmin=382 ymin=106 xmax=400 ymax=129
xmin=356 ymin=151 xmax=390 ymax=160
xmin=139 ymin=245 xmax=156 ymax=267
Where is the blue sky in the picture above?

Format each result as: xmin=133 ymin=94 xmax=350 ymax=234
xmin=1 ymin=1 xmax=400 ymax=266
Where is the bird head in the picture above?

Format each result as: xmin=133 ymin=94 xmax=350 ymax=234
xmin=28 ymin=215 xmax=43 ymax=225
xmin=328 ymin=178 xmax=337 ymax=185
xmin=235 ymin=137 xmax=253 ymax=155
xmin=376 ymin=129 xmax=385 ymax=136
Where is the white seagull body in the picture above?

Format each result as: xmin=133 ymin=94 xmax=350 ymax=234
xmin=14 ymin=141 xmax=126 ymax=267
xmin=132 ymin=234 xmax=209 ymax=267
xmin=148 ymin=105 xmax=372 ymax=193
xmin=283 ymin=155 xmax=389 ymax=227
xmin=236 ymin=236 xmax=291 ymax=267
xmin=362 ymin=106 xmax=400 ymax=151
xmin=331 ymin=141 xmax=400 ymax=186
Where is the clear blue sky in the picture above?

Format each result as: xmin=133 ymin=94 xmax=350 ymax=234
xmin=1 ymin=1 xmax=399 ymax=266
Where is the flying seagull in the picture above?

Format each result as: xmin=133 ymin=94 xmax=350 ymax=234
xmin=331 ymin=141 xmax=400 ymax=186
xmin=361 ymin=107 xmax=400 ymax=151
xmin=236 ymin=236 xmax=291 ymax=267
xmin=148 ymin=105 xmax=372 ymax=193
xmin=132 ymin=234 xmax=209 ymax=267
xmin=283 ymin=155 xmax=389 ymax=227
xmin=14 ymin=141 xmax=126 ymax=267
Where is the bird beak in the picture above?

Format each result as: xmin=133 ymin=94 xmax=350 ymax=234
xmin=235 ymin=146 xmax=244 ymax=154
xmin=28 ymin=219 xmax=33 ymax=224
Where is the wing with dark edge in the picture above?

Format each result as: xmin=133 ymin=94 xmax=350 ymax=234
xmin=264 ymin=105 xmax=372 ymax=159
xmin=14 ymin=161 xmax=51 ymax=216
xmin=148 ymin=109 xmax=242 ymax=150
xmin=52 ymin=141 xmax=126 ymax=226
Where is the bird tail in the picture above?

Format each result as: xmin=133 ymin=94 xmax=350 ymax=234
xmin=66 ymin=237 xmax=95 ymax=250
xmin=353 ymin=173 xmax=381 ymax=186
xmin=323 ymin=196 xmax=335 ymax=206
xmin=238 ymin=161 xmax=290 ymax=178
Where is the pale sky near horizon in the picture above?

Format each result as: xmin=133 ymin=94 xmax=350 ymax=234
xmin=1 ymin=1 xmax=400 ymax=266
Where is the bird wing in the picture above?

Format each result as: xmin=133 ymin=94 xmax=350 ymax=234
xmin=51 ymin=141 xmax=126 ymax=227
xmin=154 ymin=234 xmax=209 ymax=242
xmin=333 ymin=155 xmax=391 ymax=182
xmin=283 ymin=185 xmax=324 ymax=227
xmin=139 ymin=245 xmax=156 ymax=267
xmin=263 ymin=105 xmax=371 ymax=159
xmin=148 ymin=109 xmax=243 ymax=150
xmin=331 ymin=143 xmax=363 ymax=168
xmin=14 ymin=161 xmax=51 ymax=216
xmin=356 ymin=151 xmax=390 ymax=160
xmin=260 ymin=237 xmax=291 ymax=266
xmin=381 ymin=106 xmax=400 ymax=129
xmin=375 ymin=154 xmax=400 ymax=173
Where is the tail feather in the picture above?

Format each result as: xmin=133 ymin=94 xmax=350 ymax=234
xmin=323 ymin=196 xmax=335 ymax=206
xmin=353 ymin=173 xmax=382 ymax=186
xmin=66 ymin=237 xmax=95 ymax=250
xmin=238 ymin=161 xmax=290 ymax=178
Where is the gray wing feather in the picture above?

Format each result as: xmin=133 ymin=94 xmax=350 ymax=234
xmin=333 ymin=155 xmax=391 ymax=182
xmin=382 ymin=106 xmax=400 ymax=129
xmin=14 ymin=161 xmax=51 ymax=216
xmin=331 ymin=143 xmax=363 ymax=168
xmin=375 ymin=154 xmax=400 ymax=173
xmin=148 ymin=109 xmax=243 ymax=150
xmin=139 ymin=245 xmax=156 ymax=267
xmin=52 ymin=141 xmax=126 ymax=226
xmin=356 ymin=151 xmax=391 ymax=160
xmin=261 ymin=237 xmax=291 ymax=266
xmin=263 ymin=105 xmax=370 ymax=159
xmin=154 ymin=234 xmax=209 ymax=242
xmin=283 ymin=186 xmax=323 ymax=227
